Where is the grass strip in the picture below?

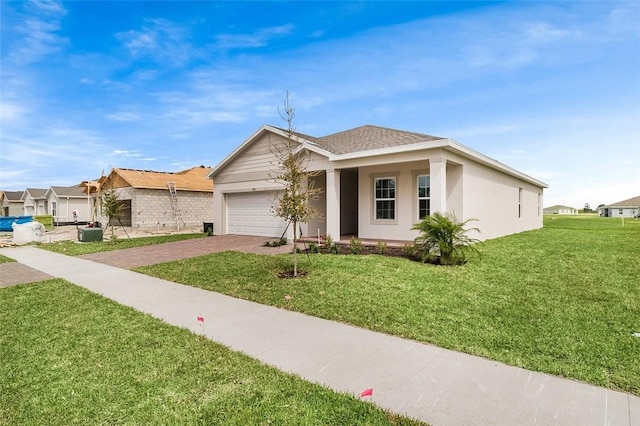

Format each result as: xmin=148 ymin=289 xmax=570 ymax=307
xmin=0 ymin=279 xmax=421 ymax=425
xmin=40 ymin=232 xmax=205 ymax=256
xmin=137 ymin=216 xmax=640 ymax=395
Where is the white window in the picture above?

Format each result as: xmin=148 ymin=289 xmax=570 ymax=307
xmin=51 ymin=201 xmax=57 ymax=217
xmin=417 ymin=175 xmax=430 ymax=219
xmin=375 ymin=177 xmax=396 ymax=220
xmin=518 ymin=188 xmax=523 ymax=218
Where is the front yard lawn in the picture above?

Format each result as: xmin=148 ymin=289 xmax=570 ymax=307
xmin=137 ymin=216 xmax=640 ymax=395
xmin=0 ymin=279 xmax=421 ymax=425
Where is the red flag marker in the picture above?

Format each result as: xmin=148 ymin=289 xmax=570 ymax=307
xmin=360 ymin=388 xmax=373 ymax=398
xmin=197 ymin=316 xmax=204 ymax=323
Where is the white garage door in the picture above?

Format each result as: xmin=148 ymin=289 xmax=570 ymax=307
xmin=226 ymin=192 xmax=289 ymax=237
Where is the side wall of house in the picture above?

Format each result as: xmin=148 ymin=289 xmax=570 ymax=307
xmin=460 ymin=159 xmax=543 ymax=240
xmin=128 ymin=188 xmax=213 ymax=229
xmin=48 ymin=195 xmax=91 ymax=224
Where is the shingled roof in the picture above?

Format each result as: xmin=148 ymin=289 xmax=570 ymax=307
xmin=314 ymin=125 xmax=443 ymax=155
xmin=24 ymin=188 xmax=47 ymax=199
xmin=49 ymin=186 xmax=88 ymax=198
xmin=104 ymin=166 xmax=213 ymax=192
xmin=603 ymin=196 xmax=640 ymax=208
xmin=1 ymin=191 xmax=24 ymax=201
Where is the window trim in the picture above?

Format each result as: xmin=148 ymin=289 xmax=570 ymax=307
xmin=416 ymin=174 xmax=430 ymax=220
xmin=518 ymin=187 xmax=523 ymax=218
xmin=372 ymin=175 xmax=398 ymax=223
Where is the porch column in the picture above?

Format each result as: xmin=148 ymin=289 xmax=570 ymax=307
xmin=430 ymin=158 xmax=447 ymax=214
xmin=325 ymin=169 xmax=341 ymax=240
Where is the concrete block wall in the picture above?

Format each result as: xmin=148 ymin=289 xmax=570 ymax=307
xmin=130 ymin=189 xmax=213 ymax=230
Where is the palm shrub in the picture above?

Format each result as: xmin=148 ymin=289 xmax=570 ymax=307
xmin=411 ymin=212 xmax=480 ymax=265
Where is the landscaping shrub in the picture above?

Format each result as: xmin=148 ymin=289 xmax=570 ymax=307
xmin=412 ymin=212 xmax=480 ymax=265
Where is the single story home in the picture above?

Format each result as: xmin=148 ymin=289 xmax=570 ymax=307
xmin=45 ymin=185 xmax=92 ymax=225
xmin=598 ymin=196 xmax=640 ymax=218
xmin=543 ymin=205 xmax=578 ymax=215
xmin=87 ymin=166 xmax=214 ymax=230
xmin=21 ymin=188 xmax=48 ymax=216
xmin=1 ymin=191 xmax=25 ymax=217
xmin=209 ymin=124 xmax=547 ymax=242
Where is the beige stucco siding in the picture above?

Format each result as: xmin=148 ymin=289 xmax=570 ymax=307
xmin=356 ymin=155 xmax=542 ymax=241
xmin=47 ymin=194 xmax=91 ymax=224
xmin=358 ymin=160 xmax=431 ymax=241
xmin=457 ymin=160 xmax=542 ymax=240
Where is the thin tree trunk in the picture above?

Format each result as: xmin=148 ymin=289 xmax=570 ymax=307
xmin=293 ymin=220 xmax=298 ymax=276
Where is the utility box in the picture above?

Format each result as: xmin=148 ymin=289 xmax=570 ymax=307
xmin=203 ymin=222 xmax=214 ymax=235
xmin=78 ymin=227 xmax=103 ymax=242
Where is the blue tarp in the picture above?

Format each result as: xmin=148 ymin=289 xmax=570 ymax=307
xmin=0 ymin=216 xmax=33 ymax=232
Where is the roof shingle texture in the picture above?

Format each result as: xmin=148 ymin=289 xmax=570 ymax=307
xmin=606 ymin=195 xmax=640 ymax=207
xmin=315 ymin=125 xmax=443 ymax=155
xmin=26 ymin=188 xmax=47 ymax=198
xmin=50 ymin=186 xmax=87 ymax=197
xmin=2 ymin=191 xmax=24 ymax=201
xmin=276 ymin=125 xmax=443 ymax=155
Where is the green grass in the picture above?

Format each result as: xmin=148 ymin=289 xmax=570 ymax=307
xmin=0 ymin=254 xmax=15 ymax=263
xmin=40 ymin=232 xmax=206 ymax=256
xmin=137 ymin=216 xmax=640 ymax=395
xmin=0 ymin=279 xmax=421 ymax=425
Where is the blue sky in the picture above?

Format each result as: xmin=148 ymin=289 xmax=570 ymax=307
xmin=1 ymin=1 xmax=638 ymax=208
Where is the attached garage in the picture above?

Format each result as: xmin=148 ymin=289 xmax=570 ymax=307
xmin=226 ymin=192 xmax=288 ymax=237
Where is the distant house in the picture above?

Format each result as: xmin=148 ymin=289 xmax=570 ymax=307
xmin=1 ymin=191 xmax=25 ymax=216
xmin=543 ymin=205 xmax=578 ymax=215
xmin=89 ymin=166 xmax=214 ymax=229
xmin=45 ymin=185 xmax=92 ymax=225
xmin=21 ymin=188 xmax=48 ymax=216
xmin=209 ymin=124 xmax=547 ymax=241
xmin=598 ymin=196 xmax=640 ymax=218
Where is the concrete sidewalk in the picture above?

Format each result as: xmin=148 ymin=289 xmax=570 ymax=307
xmin=2 ymin=246 xmax=638 ymax=425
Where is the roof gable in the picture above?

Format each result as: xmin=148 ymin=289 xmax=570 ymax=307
xmin=2 ymin=191 xmax=24 ymax=201
xmin=23 ymin=188 xmax=47 ymax=200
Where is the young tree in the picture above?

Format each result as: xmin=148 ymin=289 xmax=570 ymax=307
xmin=271 ymin=92 xmax=322 ymax=276
xmin=101 ymin=187 xmax=124 ymax=242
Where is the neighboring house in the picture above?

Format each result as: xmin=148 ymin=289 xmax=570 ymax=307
xmin=21 ymin=188 xmax=48 ymax=216
xmin=209 ymin=124 xmax=547 ymax=241
xmin=90 ymin=166 xmax=214 ymax=229
xmin=1 ymin=191 xmax=25 ymax=216
xmin=543 ymin=205 xmax=578 ymax=215
xmin=45 ymin=185 xmax=92 ymax=225
xmin=598 ymin=196 xmax=640 ymax=218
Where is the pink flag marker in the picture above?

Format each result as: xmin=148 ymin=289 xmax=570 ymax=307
xmin=284 ymin=295 xmax=292 ymax=300
xmin=360 ymin=388 xmax=373 ymax=398
xmin=197 ymin=316 xmax=204 ymax=323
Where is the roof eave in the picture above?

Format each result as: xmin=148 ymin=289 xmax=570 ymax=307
xmin=330 ymin=139 xmax=548 ymax=189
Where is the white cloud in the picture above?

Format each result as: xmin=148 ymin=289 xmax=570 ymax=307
xmin=116 ymin=18 xmax=194 ymax=67
xmin=215 ymin=24 xmax=295 ymax=49
xmin=106 ymin=112 xmax=140 ymax=122
xmin=9 ymin=0 xmax=69 ymax=65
